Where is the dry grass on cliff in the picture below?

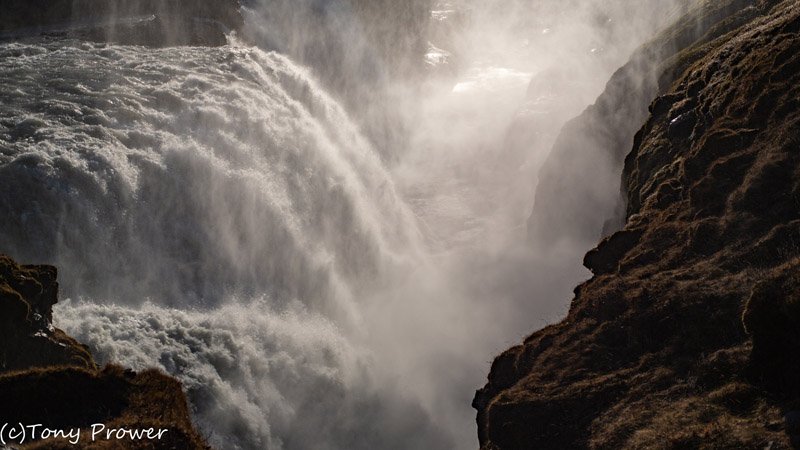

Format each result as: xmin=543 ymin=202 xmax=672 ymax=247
xmin=476 ymin=1 xmax=800 ymax=448
xmin=1 ymin=365 xmax=211 ymax=450
xmin=1 ymin=254 xmax=209 ymax=449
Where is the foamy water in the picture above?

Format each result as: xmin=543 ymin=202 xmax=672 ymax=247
xmin=0 ymin=40 xmax=445 ymax=449
xmin=0 ymin=1 xmax=690 ymax=448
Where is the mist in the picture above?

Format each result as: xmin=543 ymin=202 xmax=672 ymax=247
xmin=1 ymin=0 xmax=694 ymax=448
xmin=361 ymin=1 xmax=692 ymax=446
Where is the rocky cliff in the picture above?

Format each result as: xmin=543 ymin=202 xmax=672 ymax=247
xmin=0 ymin=254 xmax=208 ymax=449
xmin=477 ymin=0 xmax=800 ymax=448
xmin=1 ymin=255 xmax=94 ymax=372
xmin=528 ymin=0 xmax=765 ymax=247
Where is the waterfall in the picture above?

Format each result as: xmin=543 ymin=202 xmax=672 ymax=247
xmin=0 ymin=41 xmax=420 ymax=309
xmin=0 ymin=41 xmax=444 ymax=449
xmin=0 ymin=1 xmax=692 ymax=448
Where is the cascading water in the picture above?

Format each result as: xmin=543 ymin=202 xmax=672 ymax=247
xmin=0 ymin=42 xmax=418 ymax=312
xmin=0 ymin=41 xmax=444 ymax=449
xmin=0 ymin=0 xmax=691 ymax=449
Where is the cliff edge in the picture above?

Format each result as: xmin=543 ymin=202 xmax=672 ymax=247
xmin=476 ymin=0 xmax=800 ymax=448
xmin=0 ymin=254 xmax=208 ymax=449
xmin=528 ymin=0 xmax=765 ymax=247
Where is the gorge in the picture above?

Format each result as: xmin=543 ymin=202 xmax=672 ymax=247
xmin=1 ymin=0 xmax=798 ymax=449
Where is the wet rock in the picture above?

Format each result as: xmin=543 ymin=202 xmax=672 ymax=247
xmin=584 ymin=229 xmax=644 ymax=275
xmin=0 ymin=254 xmax=93 ymax=372
xmin=0 ymin=254 xmax=209 ymax=448
xmin=667 ymin=111 xmax=697 ymax=140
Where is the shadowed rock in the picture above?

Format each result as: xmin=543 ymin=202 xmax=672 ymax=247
xmin=477 ymin=0 xmax=800 ymax=448
xmin=528 ymin=0 xmax=763 ymax=247
xmin=0 ymin=254 xmax=94 ymax=372
xmin=0 ymin=254 xmax=209 ymax=449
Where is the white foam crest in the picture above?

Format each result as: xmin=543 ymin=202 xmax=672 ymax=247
xmin=55 ymin=299 xmax=452 ymax=450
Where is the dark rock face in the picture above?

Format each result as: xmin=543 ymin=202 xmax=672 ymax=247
xmin=743 ymin=264 xmax=800 ymax=396
xmin=1 ymin=366 xmax=210 ymax=449
xmin=477 ymin=0 xmax=800 ymax=448
xmin=0 ymin=254 xmax=208 ymax=449
xmin=528 ymin=0 xmax=764 ymax=247
xmin=0 ymin=254 xmax=94 ymax=372
xmin=0 ymin=0 xmax=243 ymax=46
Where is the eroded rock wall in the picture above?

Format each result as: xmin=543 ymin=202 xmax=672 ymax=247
xmin=477 ymin=1 xmax=800 ymax=448
xmin=528 ymin=0 xmax=764 ymax=247
xmin=1 ymin=254 xmax=94 ymax=372
xmin=0 ymin=254 xmax=208 ymax=449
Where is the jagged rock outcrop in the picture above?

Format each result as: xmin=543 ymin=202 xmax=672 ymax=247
xmin=1 ymin=254 xmax=94 ymax=372
xmin=0 ymin=0 xmax=242 ymax=46
xmin=528 ymin=0 xmax=764 ymax=247
xmin=477 ymin=0 xmax=800 ymax=448
xmin=0 ymin=254 xmax=208 ymax=449
xmin=3 ymin=365 xmax=209 ymax=449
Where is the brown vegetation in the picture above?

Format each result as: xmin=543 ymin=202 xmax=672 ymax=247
xmin=0 ymin=254 xmax=209 ymax=449
xmin=528 ymin=0 xmax=766 ymax=246
xmin=477 ymin=0 xmax=800 ymax=448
